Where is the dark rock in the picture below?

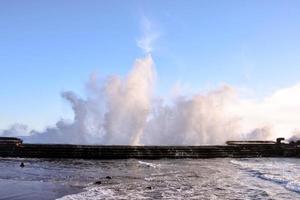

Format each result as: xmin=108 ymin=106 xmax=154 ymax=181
xmin=146 ymin=186 xmax=152 ymax=190
xmin=106 ymin=176 xmax=112 ymax=179
xmin=94 ymin=181 xmax=101 ymax=185
xmin=276 ymin=137 xmax=285 ymax=144
xmin=20 ymin=162 xmax=25 ymax=168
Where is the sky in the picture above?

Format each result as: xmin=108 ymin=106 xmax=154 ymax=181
xmin=1 ymin=0 xmax=300 ymax=131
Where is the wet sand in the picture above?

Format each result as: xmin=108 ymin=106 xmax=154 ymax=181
xmin=1 ymin=158 xmax=300 ymax=199
xmin=0 ymin=179 xmax=82 ymax=200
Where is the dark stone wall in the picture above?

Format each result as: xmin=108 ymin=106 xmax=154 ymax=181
xmin=0 ymin=143 xmax=300 ymax=159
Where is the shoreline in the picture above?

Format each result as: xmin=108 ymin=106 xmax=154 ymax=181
xmin=0 ymin=179 xmax=83 ymax=200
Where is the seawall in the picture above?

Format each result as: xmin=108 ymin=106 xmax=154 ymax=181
xmin=1 ymin=143 xmax=300 ymax=159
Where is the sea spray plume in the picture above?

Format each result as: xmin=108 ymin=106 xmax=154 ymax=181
xmin=21 ymin=55 xmax=155 ymax=144
xmin=229 ymin=83 xmax=300 ymax=140
xmin=103 ymin=55 xmax=155 ymax=144
xmin=243 ymin=127 xmax=273 ymax=140
xmin=0 ymin=124 xmax=30 ymax=137
xmin=288 ymin=131 xmax=300 ymax=143
xmin=3 ymin=55 xmax=300 ymax=144
xmin=21 ymin=90 xmax=106 ymax=144
xmin=61 ymin=91 xmax=89 ymax=142
xmin=61 ymin=91 xmax=106 ymax=143
xmin=142 ymin=85 xmax=240 ymax=145
xmin=137 ymin=16 xmax=160 ymax=54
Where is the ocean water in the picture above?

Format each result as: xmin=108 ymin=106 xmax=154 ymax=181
xmin=0 ymin=158 xmax=300 ymax=199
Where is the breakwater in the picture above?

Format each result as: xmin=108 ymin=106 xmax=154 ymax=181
xmin=0 ymin=138 xmax=300 ymax=159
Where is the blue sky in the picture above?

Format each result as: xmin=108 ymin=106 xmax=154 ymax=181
xmin=1 ymin=0 xmax=300 ymax=130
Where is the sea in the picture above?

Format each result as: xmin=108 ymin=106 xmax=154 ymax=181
xmin=0 ymin=157 xmax=300 ymax=199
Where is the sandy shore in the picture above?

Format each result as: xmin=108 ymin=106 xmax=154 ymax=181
xmin=0 ymin=179 xmax=82 ymax=200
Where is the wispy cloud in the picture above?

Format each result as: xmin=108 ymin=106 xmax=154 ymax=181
xmin=137 ymin=16 xmax=160 ymax=54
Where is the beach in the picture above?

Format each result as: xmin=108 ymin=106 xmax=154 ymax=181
xmin=0 ymin=158 xmax=300 ymax=199
xmin=0 ymin=179 xmax=82 ymax=200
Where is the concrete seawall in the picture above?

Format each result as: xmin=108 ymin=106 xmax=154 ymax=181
xmin=1 ymin=143 xmax=300 ymax=159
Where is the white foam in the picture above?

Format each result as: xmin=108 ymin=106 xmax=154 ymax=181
xmin=138 ymin=161 xmax=158 ymax=168
xmin=231 ymin=159 xmax=300 ymax=194
xmin=57 ymin=186 xmax=115 ymax=200
xmin=57 ymin=185 xmax=151 ymax=200
xmin=259 ymin=174 xmax=288 ymax=184
xmin=285 ymin=181 xmax=300 ymax=193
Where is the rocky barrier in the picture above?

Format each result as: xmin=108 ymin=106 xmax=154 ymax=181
xmin=0 ymin=138 xmax=300 ymax=159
